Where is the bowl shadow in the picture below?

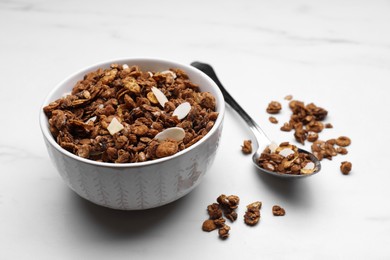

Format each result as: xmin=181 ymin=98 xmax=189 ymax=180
xmin=68 ymin=189 xmax=192 ymax=240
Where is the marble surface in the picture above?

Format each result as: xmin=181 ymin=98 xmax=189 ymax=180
xmin=1 ymin=0 xmax=390 ymax=259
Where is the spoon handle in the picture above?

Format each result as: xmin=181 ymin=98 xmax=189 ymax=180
xmin=191 ymin=61 xmax=271 ymax=148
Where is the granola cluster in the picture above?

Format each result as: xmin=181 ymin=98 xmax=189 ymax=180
xmin=244 ymin=201 xmax=262 ymax=226
xmin=272 ymin=205 xmax=286 ymax=216
xmin=202 ymin=194 xmax=285 ymax=239
xmin=202 ymin=194 xmax=240 ymax=239
xmin=266 ymin=95 xmax=353 ymax=175
xmin=43 ymin=64 xmax=218 ymax=163
xmin=258 ymin=142 xmax=316 ymax=175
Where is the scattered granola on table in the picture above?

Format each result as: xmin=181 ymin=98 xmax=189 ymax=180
xmin=43 ymin=64 xmax=218 ymax=163
xmin=202 ymin=194 xmax=239 ymax=239
xmin=257 ymin=142 xmax=317 ymax=175
xmin=241 ymin=140 xmax=252 ymax=154
xmin=217 ymin=194 xmax=240 ymax=222
xmin=272 ymin=205 xmax=286 ymax=216
xmin=340 ymin=161 xmax=352 ymax=175
xmin=269 ymin=116 xmax=278 ymax=124
xmin=266 ymin=101 xmax=282 ymax=114
xmin=202 ymin=195 xmax=291 ymax=238
xmin=244 ymin=201 xmax=262 ymax=226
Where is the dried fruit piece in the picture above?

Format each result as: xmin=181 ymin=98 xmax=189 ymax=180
xmin=241 ymin=140 xmax=252 ymax=154
xmin=154 ymin=127 xmax=185 ymax=142
xmin=272 ymin=205 xmax=285 ymax=216
xmin=340 ymin=161 xmax=352 ymax=175
xmin=172 ymin=102 xmax=191 ymax=120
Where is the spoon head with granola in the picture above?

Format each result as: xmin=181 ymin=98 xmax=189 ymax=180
xmin=253 ymin=141 xmax=321 ymax=178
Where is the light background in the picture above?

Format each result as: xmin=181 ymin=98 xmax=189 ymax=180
xmin=1 ymin=0 xmax=389 ymax=259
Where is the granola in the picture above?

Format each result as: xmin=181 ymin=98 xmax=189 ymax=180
xmin=272 ymin=205 xmax=286 ymax=216
xmin=340 ymin=161 xmax=352 ymax=175
xmin=257 ymin=142 xmax=316 ymax=175
xmin=241 ymin=140 xmax=252 ymax=154
xmin=244 ymin=201 xmax=262 ymax=226
xmin=43 ymin=64 xmax=218 ymax=163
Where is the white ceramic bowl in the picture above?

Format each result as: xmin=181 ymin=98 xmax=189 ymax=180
xmin=39 ymin=58 xmax=225 ymax=210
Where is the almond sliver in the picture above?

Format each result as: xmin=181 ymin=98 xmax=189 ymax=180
xmin=172 ymin=102 xmax=191 ymax=120
xmin=151 ymin=87 xmax=168 ymax=107
xmin=107 ymin=117 xmax=124 ymax=135
xmin=154 ymin=127 xmax=185 ymax=142
xmin=278 ymin=148 xmax=295 ymax=157
xmin=161 ymin=70 xmax=177 ymax=79
xmin=268 ymin=142 xmax=278 ymax=153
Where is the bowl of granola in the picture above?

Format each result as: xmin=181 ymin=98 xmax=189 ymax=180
xmin=39 ymin=58 xmax=225 ymax=210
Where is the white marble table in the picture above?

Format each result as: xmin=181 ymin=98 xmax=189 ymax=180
xmin=1 ymin=0 xmax=390 ymax=259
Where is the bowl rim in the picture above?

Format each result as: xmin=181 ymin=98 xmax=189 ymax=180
xmin=39 ymin=57 xmax=225 ymax=168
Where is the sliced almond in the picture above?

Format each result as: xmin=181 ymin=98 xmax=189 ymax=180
xmin=302 ymin=162 xmax=315 ymax=170
xmin=107 ymin=117 xmax=124 ymax=135
xmin=278 ymin=148 xmax=295 ymax=157
xmin=85 ymin=116 xmax=97 ymax=123
xmin=172 ymin=102 xmax=191 ymax=120
xmin=301 ymin=162 xmax=316 ymax=174
xmin=154 ymin=127 xmax=185 ymax=142
xmin=268 ymin=142 xmax=278 ymax=153
xmin=161 ymin=70 xmax=177 ymax=79
xmin=151 ymin=87 xmax=168 ymax=107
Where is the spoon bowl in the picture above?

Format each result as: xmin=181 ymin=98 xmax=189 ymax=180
xmin=191 ymin=61 xmax=321 ymax=178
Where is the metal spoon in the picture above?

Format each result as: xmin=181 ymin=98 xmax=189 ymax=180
xmin=191 ymin=61 xmax=321 ymax=178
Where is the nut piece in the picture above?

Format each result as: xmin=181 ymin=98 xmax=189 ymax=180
xmin=107 ymin=117 xmax=124 ymax=135
xmin=272 ymin=205 xmax=286 ymax=216
xmin=284 ymin=95 xmax=293 ymax=101
xmin=202 ymin=219 xmax=217 ymax=232
xmin=244 ymin=201 xmax=262 ymax=226
xmin=241 ymin=140 xmax=252 ymax=154
xmin=340 ymin=161 xmax=352 ymax=175
xmin=266 ymin=101 xmax=282 ymax=114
